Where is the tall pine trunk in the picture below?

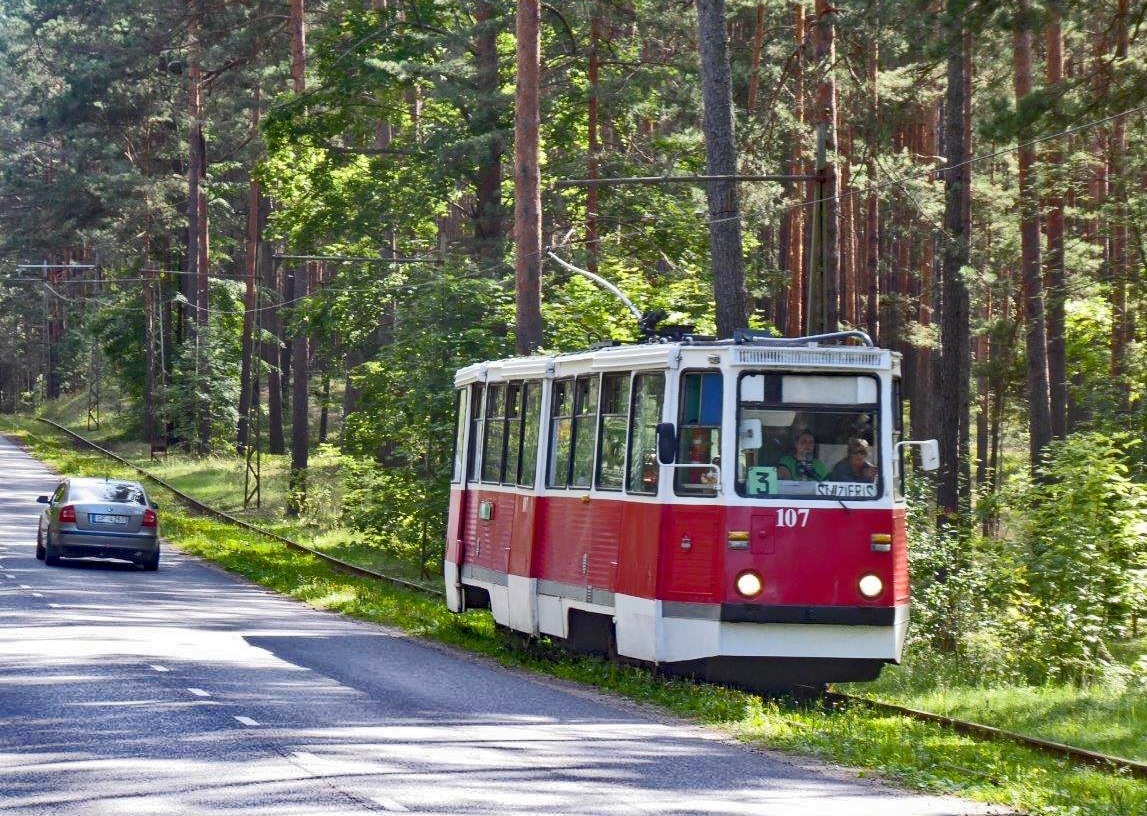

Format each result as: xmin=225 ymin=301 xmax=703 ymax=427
xmin=287 ymin=0 xmax=309 ymax=516
xmin=1043 ymin=15 xmax=1067 ymax=438
xmin=696 ymin=0 xmax=747 ymax=337
xmin=936 ymin=12 xmax=971 ymax=521
xmin=513 ymin=0 xmax=543 ymax=353
xmin=1013 ymin=2 xmax=1053 ymax=474
xmin=784 ymin=2 xmax=806 ymax=337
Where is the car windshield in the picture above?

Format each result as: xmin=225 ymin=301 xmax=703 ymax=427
xmin=68 ymin=481 xmax=147 ymax=506
xmin=735 ymin=372 xmax=881 ymax=501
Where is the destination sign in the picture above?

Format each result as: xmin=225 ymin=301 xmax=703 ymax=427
xmin=816 ymin=481 xmax=878 ymax=498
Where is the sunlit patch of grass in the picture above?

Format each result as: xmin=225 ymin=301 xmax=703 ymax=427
xmin=6 ymin=415 xmax=1147 ymax=816
xmin=846 ymin=655 xmax=1147 ymax=762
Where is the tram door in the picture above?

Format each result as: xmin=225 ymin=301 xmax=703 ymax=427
xmin=446 ymin=386 xmax=473 ymax=570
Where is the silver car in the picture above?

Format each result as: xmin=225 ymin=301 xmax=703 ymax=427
xmin=36 ymin=477 xmax=160 ymax=570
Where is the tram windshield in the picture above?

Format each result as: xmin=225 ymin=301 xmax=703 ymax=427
xmin=735 ymin=372 xmax=882 ymax=500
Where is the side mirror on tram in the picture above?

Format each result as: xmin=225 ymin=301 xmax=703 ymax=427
xmin=656 ymin=422 xmax=678 ymax=465
xmin=897 ymin=439 xmax=940 ymax=472
xmin=918 ymin=439 xmax=940 ymax=471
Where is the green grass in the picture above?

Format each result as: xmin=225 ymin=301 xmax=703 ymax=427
xmin=848 ymin=662 xmax=1147 ymax=762
xmin=7 ymin=414 xmax=1147 ymax=816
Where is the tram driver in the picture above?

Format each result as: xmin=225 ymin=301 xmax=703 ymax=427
xmin=777 ymin=430 xmax=828 ymax=481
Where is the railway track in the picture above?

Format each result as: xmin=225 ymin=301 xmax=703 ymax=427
xmin=825 ymin=691 xmax=1147 ymax=780
xmin=34 ymin=417 xmax=1147 ymax=782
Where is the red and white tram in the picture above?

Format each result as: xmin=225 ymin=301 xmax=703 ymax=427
xmin=445 ymin=330 xmax=938 ymax=690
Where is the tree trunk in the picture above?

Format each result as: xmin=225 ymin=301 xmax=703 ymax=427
xmin=696 ymin=0 xmax=747 ymax=338
xmin=1013 ymin=2 xmax=1053 ymax=474
xmin=472 ymin=1 xmax=507 ymax=275
xmin=1108 ymin=0 xmax=1130 ymax=411
xmin=513 ymin=0 xmax=543 ymax=354
xmin=1043 ymin=14 xmax=1067 ymax=438
xmin=864 ymin=38 xmax=880 ymax=341
xmin=936 ymin=11 xmax=971 ymax=521
xmin=287 ymin=0 xmax=309 ymax=516
xmin=747 ymin=4 xmax=765 ymax=111
xmin=807 ymin=0 xmax=840 ymax=334
xmin=784 ymin=3 xmax=806 ymax=337
xmin=188 ymin=0 xmax=211 ymax=452
xmin=584 ymin=6 xmax=601 ymax=276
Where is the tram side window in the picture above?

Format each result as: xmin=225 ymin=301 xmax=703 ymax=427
xmin=548 ymin=379 xmax=574 ymax=487
xmin=503 ymin=383 xmax=523 ymax=485
xmin=467 ymin=383 xmax=485 ymax=482
xmin=451 ymin=388 xmax=467 ymax=484
xmin=626 ymin=372 xmax=665 ymax=494
xmin=570 ymin=375 xmax=600 ymax=488
xmin=676 ymin=371 xmax=722 ymax=496
xmin=596 ymin=373 xmax=631 ymax=491
xmin=519 ymin=382 xmax=541 ymax=487
xmin=481 ymin=384 xmax=506 ymax=483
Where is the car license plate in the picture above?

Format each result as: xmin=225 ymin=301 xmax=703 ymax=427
xmin=90 ymin=514 xmax=128 ymax=525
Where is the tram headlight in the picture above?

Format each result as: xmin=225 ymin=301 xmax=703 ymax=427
xmin=735 ymin=570 xmax=764 ymax=599
xmin=858 ymin=573 xmax=884 ymax=599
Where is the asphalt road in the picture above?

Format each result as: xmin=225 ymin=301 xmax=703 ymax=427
xmin=0 ymin=435 xmax=1006 ymax=815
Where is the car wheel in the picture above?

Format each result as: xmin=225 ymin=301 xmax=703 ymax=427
xmin=140 ymin=551 xmax=159 ymax=572
xmin=35 ymin=527 xmax=45 ymax=560
xmin=43 ymin=533 xmax=61 ymax=566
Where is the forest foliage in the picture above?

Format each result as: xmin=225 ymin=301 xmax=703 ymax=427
xmin=0 ymin=0 xmax=1143 ymax=685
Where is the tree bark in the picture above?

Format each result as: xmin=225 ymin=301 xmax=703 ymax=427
xmin=936 ymin=9 xmax=971 ymax=521
xmin=513 ymin=0 xmax=543 ymax=353
xmin=287 ymin=0 xmax=309 ymax=516
xmin=586 ymin=5 xmax=601 ymax=276
xmin=696 ymin=0 xmax=747 ymax=337
xmin=807 ymin=0 xmax=840 ymax=334
xmin=1013 ymin=2 xmax=1053 ymax=474
xmin=747 ymin=4 xmax=765 ymax=112
xmin=784 ymin=3 xmax=806 ymax=337
xmin=1108 ymin=0 xmax=1130 ymax=410
xmin=187 ymin=0 xmax=210 ymax=452
xmin=1042 ymin=14 xmax=1067 ymax=438
xmin=472 ymin=1 xmax=507 ymax=275
xmin=864 ymin=40 xmax=880 ymax=342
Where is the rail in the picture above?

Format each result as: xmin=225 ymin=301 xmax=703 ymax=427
xmin=34 ymin=418 xmax=1147 ymax=780
xmin=825 ymin=691 xmax=1147 ymax=780
xmin=35 ymin=418 xmax=443 ymax=598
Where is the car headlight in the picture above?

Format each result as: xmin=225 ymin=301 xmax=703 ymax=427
xmin=735 ymin=570 xmax=763 ymax=598
xmin=858 ymin=573 xmax=884 ymax=599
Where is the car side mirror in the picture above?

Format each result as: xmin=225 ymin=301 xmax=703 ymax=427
xmin=656 ymin=422 xmax=677 ymax=465
xmin=36 ymin=495 xmax=50 ymax=504
xmin=150 ymin=500 xmax=159 ymax=510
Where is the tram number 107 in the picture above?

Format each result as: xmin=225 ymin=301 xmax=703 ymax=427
xmin=776 ymin=508 xmax=810 ymax=528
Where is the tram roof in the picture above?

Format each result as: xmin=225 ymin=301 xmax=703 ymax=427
xmin=454 ymin=333 xmax=898 ymax=387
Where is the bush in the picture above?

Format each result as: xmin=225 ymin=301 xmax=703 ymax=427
xmin=1008 ymin=432 xmax=1147 ymax=685
xmin=904 ymin=475 xmax=1021 ymax=685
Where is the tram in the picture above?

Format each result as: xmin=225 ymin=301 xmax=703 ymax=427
xmin=444 ymin=329 xmax=938 ymax=690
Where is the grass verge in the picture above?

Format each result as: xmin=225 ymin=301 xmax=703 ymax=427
xmin=6 ymin=416 xmax=1146 ymax=816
